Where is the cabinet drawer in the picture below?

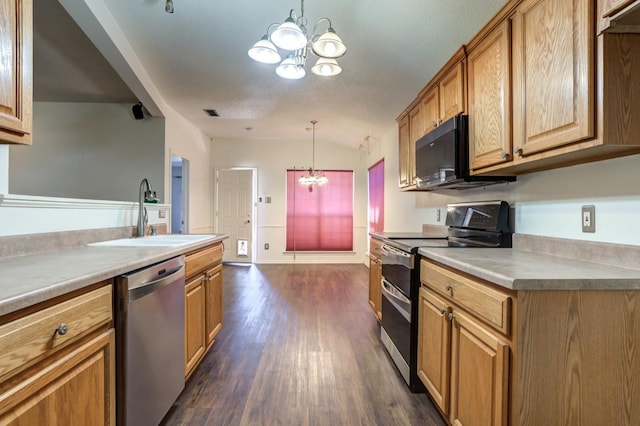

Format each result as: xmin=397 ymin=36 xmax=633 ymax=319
xmin=0 ymin=285 xmax=113 ymax=380
xmin=185 ymin=244 xmax=223 ymax=279
xmin=370 ymin=238 xmax=383 ymax=260
xmin=421 ymin=260 xmax=512 ymax=335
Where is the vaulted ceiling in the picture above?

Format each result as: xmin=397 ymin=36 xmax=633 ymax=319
xmin=34 ymin=0 xmax=507 ymax=147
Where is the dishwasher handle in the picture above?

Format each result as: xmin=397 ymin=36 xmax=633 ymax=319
xmin=128 ymin=264 xmax=185 ymax=303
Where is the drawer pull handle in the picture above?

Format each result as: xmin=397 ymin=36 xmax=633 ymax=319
xmin=439 ymin=308 xmax=446 ymax=315
xmin=55 ymin=323 xmax=68 ymax=336
xmin=445 ymin=285 xmax=452 ymax=292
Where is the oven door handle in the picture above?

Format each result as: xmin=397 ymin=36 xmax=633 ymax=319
xmin=381 ymin=244 xmax=411 ymax=258
xmin=381 ymin=278 xmax=411 ymax=322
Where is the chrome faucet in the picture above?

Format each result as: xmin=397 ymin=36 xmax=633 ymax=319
xmin=137 ymin=178 xmax=157 ymax=237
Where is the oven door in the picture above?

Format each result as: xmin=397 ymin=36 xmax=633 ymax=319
xmin=380 ymin=277 xmax=412 ymax=384
xmin=381 ymin=244 xmax=413 ymax=297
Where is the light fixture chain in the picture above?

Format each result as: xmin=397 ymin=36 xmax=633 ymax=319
xmin=311 ymin=120 xmax=317 ymax=169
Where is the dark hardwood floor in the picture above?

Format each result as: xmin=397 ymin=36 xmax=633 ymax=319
xmin=163 ymin=264 xmax=445 ymax=425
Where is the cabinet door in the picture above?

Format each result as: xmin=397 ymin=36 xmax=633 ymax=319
xmin=205 ymin=265 xmax=223 ymax=347
xmin=185 ymin=275 xmax=206 ymax=377
xmin=512 ymin=0 xmax=594 ymax=156
xmin=449 ymin=309 xmax=509 ymax=426
xmin=0 ymin=330 xmax=115 ymax=425
xmin=421 ymin=89 xmax=440 ymax=132
xmin=0 ymin=0 xmax=32 ymax=145
xmin=418 ymin=288 xmax=451 ymax=414
xmin=398 ymin=115 xmax=410 ymax=187
xmin=439 ymin=61 xmax=465 ymax=123
xmin=408 ymin=104 xmax=421 ymax=184
xmin=368 ymin=257 xmax=382 ymax=321
xmin=468 ymin=20 xmax=512 ymax=171
xmin=601 ymin=0 xmax=635 ymax=17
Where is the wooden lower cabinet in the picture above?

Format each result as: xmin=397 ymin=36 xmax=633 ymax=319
xmin=205 ymin=264 xmax=223 ymax=346
xmin=449 ymin=309 xmax=509 ymax=426
xmin=420 ymin=258 xmax=640 ymax=425
xmin=368 ymin=257 xmax=382 ymax=321
xmin=0 ymin=330 xmax=115 ymax=425
xmin=419 ymin=261 xmax=512 ymax=426
xmin=0 ymin=284 xmax=115 ymax=425
xmin=368 ymin=238 xmax=383 ymax=320
xmin=418 ymin=288 xmax=451 ymax=413
xmin=185 ymin=274 xmax=206 ymax=377
xmin=418 ymin=287 xmax=509 ymax=426
xmin=184 ymin=242 xmax=224 ymax=379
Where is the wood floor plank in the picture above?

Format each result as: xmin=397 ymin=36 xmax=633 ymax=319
xmin=162 ymin=264 xmax=445 ymax=426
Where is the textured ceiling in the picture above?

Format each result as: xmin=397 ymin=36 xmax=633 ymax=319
xmin=35 ymin=0 xmax=507 ymax=148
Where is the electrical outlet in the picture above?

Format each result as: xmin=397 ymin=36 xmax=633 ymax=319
xmin=582 ymin=205 xmax=595 ymax=233
xmin=264 ymin=243 xmax=269 ymax=250
xmin=436 ymin=209 xmax=441 ymax=222
xmin=158 ymin=210 xmax=166 ymax=218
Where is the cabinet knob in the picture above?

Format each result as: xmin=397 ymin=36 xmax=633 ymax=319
xmin=445 ymin=284 xmax=452 ymax=292
xmin=448 ymin=313 xmax=454 ymax=321
xmin=438 ymin=118 xmax=443 ymax=125
xmin=55 ymin=323 xmax=68 ymax=336
xmin=439 ymin=307 xmax=446 ymax=315
xmin=432 ymin=121 xmax=438 ymax=128
xmin=514 ymin=147 xmax=522 ymax=155
xmin=500 ymin=151 xmax=508 ymax=159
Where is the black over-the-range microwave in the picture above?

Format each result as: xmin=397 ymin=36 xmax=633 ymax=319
xmin=414 ymin=115 xmax=515 ymax=190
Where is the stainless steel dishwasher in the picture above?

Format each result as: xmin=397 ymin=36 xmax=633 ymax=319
xmin=115 ymin=256 xmax=185 ymax=426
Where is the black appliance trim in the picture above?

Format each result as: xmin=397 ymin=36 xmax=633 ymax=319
xmin=414 ymin=115 xmax=516 ymax=191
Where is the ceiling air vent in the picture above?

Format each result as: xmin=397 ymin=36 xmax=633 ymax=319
xmin=203 ymin=109 xmax=220 ymax=117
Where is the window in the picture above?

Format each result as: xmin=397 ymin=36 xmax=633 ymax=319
xmin=368 ymin=159 xmax=384 ymax=233
xmin=286 ymin=170 xmax=354 ymax=251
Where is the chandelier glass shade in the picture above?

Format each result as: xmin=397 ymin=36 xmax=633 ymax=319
xmin=248 ymin=0 xmax=346 ymax=79
xmin=299 ymin=120 xmax=328 ymax=191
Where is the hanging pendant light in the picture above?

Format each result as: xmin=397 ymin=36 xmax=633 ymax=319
xmin=299 ymin=120 xmax=328 ymax=192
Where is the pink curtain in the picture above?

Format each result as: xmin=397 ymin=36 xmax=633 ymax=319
xmin=368 ymin=160 xmax=384 ymax=233
xmin=286 ymin=170 xmax=354 ymax=251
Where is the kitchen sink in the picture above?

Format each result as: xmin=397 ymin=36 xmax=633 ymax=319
xmin=88 ymin=234 xmax=218 ymax=248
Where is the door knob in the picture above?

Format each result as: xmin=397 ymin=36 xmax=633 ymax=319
xmin=245 ymin=219 xmax=251 ymax=224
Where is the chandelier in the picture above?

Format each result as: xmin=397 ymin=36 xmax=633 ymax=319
xmin=299 ymin=120 xmax=328 ymax=192
xmin=247 ymin=0 xmax=347 ymax=79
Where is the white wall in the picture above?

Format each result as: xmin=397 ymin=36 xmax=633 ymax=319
xmin=211 ymin=137 xmax=368 ymax=264
xmin=9 ymin=102 xmax=164 ymax=201
xmin=365 ymin=125 xmax=640 ymax=246
xmin=0 ymin=146 xmax=8 ymax=194
xmin=164 ymin=105 xmax=213 ymax=234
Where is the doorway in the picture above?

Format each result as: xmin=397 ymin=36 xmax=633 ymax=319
xmin=171 ymin=155 xmax=189 ymax=234
xmin=216 ymin=168 xmax=256 ymax=263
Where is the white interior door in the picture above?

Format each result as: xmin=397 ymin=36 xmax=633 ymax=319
xmin=217 ymin=169 xmax=254 ymax=263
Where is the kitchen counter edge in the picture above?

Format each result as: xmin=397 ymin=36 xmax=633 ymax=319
xmin=0 ymin=234 xmax=228 ymax=317
xmin=418 ymin=247 xmax=640 ymax=291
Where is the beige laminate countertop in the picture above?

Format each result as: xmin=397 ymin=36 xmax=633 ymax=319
xmin=418 ymin=247 xmax=640 ymax=291
xmin=0 ymin=235 xmax=227 ymax=317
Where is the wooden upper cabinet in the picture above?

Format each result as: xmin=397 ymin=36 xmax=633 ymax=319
xmin=439 ymin=61 xmax=465 ymax=124
xmin=421 ymin=89 xmax=440 ymax=133
xmin=512 ymin=0 xmax=594 ymax=156
xmin=468 ymin=20 xmax=512 ymax=171
xmin=0 ymin=0 xmax=32 ymax=145
xmin=397 ymin=115 xmax=411 ymax=188
xmin=601 ymin=0 xmax=636 ymax=17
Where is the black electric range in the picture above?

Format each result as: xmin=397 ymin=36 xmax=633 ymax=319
xmin=377 ymin=200 xmax=512 ymax=392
